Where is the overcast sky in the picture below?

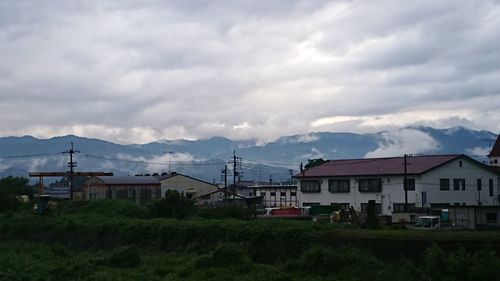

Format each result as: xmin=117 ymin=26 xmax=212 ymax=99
xmin=1 ymin=0 xmax=499 ymax=144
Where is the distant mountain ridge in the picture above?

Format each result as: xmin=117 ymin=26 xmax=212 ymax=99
xmin=0 ymin=126 xmax=496 ymax=183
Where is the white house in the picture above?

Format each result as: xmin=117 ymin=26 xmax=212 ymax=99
xmin=295 ymin=154 xmax=500 ymax=217
xmin=248 ymin=183 xmax=298 ymax=208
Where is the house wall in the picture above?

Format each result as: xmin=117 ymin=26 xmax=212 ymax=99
xmin=298 ymin=157 xmax=500 ymax=216
xmin=254 ymin=186 xmax=298 ymax=208
xmin=421 ymin=158 xmax=499 ymax=207
xmin=160 ymin=175 xmax=218 ymax=199
xmin=85 ymin=184 xmax=160 ymax=204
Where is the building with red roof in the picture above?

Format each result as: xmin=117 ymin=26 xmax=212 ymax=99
xmin=295 ymin=154 xmax=499 ymax=219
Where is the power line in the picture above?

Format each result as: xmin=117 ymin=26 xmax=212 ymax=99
xmin=0 ymin=152 xmax=63 ymax=159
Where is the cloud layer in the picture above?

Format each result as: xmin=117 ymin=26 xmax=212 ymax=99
xmin=1 ymin=0 xmax=499 ymax=143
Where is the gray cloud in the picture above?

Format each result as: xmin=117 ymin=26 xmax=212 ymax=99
xmin=0 ymin=0 xmax=499 ymax=144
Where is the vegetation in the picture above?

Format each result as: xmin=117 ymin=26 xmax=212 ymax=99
xmin=304 ymin=158 xmax=328 ymax=170
xmin=0 ymin=176 xmax=33 ymax=213
xmin=1 ymin=177 xmax=500 ymax=280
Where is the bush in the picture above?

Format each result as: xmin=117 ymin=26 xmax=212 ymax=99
xmin=107 ymin=246 xmax=142 ymax=268
xmin=148 ymin=190 xmax=195 ymax=219
xmin=60 ymin=200 xmax=148 ymax=219
xmin=197 ymin=204 xmax=253 ymax=220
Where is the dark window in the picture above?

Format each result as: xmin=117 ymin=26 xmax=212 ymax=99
xmin=270 ymin=192 xmax=276 ymax=196
xmin=461 ymin=179 xmax=466 ymax=191
xmin=303 ymin=202 xmax=320 ymax=207
xmin=249 ymin=192 xmax=254 ymax=196
xmin=486 ymin=213 xmax=497 ymax=224
xmin=328 ymin=179 xmax=350 ymax=193
xmin=358 ymin=178 xmax=382 ymax=192
xmin=453 ymin=179 xmax=461 ymax=191
xmin=459 ymin=161 xmax=463 ymax=167
xmin=291 ymin=191 xmax=297 ymax=197
xmin=477 ymin=179 xmax=482 ymax=191
xmin=360 ymin=203 xmax=382 ymax=214
xmin=440 ymin=179 xmax=450 ymax=191
xmin=489 ymin=179 xmax=494 ymax=197
xmin=261 ymin=192 xmax=266 ymax=197
xmin=300 ymin=180 xmax=321 ymax=193
xmin=280 ymin=191 xmax=286 ymax=196
xmin=405 ymin=178 xmax=415 ymax=191
xmin=393 ymin=203 xmax=416 ymax=213
xmin=494 ymin=159 xmax=498 ymax=164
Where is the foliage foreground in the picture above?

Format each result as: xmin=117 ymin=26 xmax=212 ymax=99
xmin=1 ymin=200 xmax=500 ymax=281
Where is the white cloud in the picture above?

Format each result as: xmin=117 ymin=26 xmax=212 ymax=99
xmin=365 ymin=129 xmax=440 ymax=158
xmin=0 ymin=0 xmax=499 ymax=143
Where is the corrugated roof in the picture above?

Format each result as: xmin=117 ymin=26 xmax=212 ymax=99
xmin=489 ymin=135 xmax=500 ymax=157
xmin=295 ymin=154 xmax=462 ymax=178
xmin=98 ymin=176 xmax=160 ymax=185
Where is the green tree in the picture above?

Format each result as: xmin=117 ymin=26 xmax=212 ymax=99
xmin=0 ymin=176 xmax=33 ymax=212
xmin=147 ymin=190 xmax=195 ymax=219
xmin=304 ymin=158 xmax=327 ymax=170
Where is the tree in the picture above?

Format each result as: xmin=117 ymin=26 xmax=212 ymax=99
xmin=304 ymin=158 xmax=327 ymax=170
xmin=0 ymin=176 xmax=34 ymax=212
xmin=147 ymin=190 xmax=195 ymax=219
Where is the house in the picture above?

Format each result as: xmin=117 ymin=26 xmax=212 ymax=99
xmin=157 ymin=172 xmax=218 ymax=199
xmin=489 ymin=134 xmax=500 ymax=167
xmin=84 ymin=176 xmax=161 ymax=204
xmin=295 ymin=154 xmax=500 ymax=218
xmin=194 ymin=188 xmax=262 ymax=207
xmin=248 ymin=183 xmax=298 ymax=208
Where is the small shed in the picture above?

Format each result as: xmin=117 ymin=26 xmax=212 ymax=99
xmin=448 ymin=206 xmax=500 ymax=230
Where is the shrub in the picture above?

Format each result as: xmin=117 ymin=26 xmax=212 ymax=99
xmin=107 ymin=246 xmax=142 ymax=268
xmin=148 ymin=190 xmax=195 ymax=219
xmin=197 ymin=204 xmax=252 ymax=220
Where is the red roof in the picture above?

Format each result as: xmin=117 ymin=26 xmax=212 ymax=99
xmin=296 ymin=155 xmax=463 ymax=178
xmin=489 ymin=135 xmax=500 ymax=157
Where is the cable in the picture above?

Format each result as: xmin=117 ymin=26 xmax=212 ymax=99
xmin=0 ymin=152 xmax=63 ymax=159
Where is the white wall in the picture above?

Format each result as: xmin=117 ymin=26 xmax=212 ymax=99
xmin=298 ymin=157 xmax=500 ymax=215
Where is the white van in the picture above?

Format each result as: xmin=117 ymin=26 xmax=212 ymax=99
xmin=415 ymin=216 xmax=441 ymax=229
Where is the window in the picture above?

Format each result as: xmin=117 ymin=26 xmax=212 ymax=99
xmin=260 ymin=192 xmax=266 ymax=197
xmin=393 ymin=203 xmax=416 ymax=213
xmin=495 ymin=159 xmax=498 ymax=164
xmin=303 ymin=202 xmax=320 ymax=207
xmin=270 ymin=192 xmax=276 ymax=197
xmin=486 ymin=213 xmax=497 ymax=224
xmin=462 ymin=179 xmax=466 ymax=191
xmin=280 ymin=191 xmax=286 ymax=196
xmin=328 ymin=179 xmax=350 ymax=193
xmin=405 ymin=178 xmax=415 ymax=191
xmin=358 ymin=178 xmax=382 ymax=192
xmin=453 ymin=179 xmax=461 ymax=191
xmin=477 ymin=179 xmax=482 ymax=191
xmin=489 ymin=179 xmax=494 ymax=197
xmin=300 ymin=180 xmax=321 ymax=193
xmin=439 ymin=179 xmax=450 ymax=191
xmin=459 ymin=161 xmax=463 ymax=167
xmin=291 ymin=191 xmax=297 ymax=197
xmin=360 ymin=203 xmax=382 ymax=214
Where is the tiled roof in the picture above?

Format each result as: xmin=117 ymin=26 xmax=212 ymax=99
xmin=295 ymin=154 xmax=463 ymax=178
xmin=98 ymin=176 xmax=160 ymax=185
xmin=489 ymin=135 xmax=500 ymax=157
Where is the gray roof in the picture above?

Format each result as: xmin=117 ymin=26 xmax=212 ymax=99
xmin=98 ymin=176 xmax=160 ymax=185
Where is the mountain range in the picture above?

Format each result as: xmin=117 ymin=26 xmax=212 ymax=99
xmin=0 ymin=126 xmax=497 ymax=183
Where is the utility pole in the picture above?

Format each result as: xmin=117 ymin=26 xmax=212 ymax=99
xmin=228 ymin=150 xmax=242 ymax=199
xmin=404 ymin=154 xmax=408 ymax=212
xmin=63 ymin=142 xmax=80 ymax=200
xmin=221 ymin=164 xmax=228 ymax=200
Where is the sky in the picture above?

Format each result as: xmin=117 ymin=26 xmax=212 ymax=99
xmin=1 ymin=0 xmax=499 ymax=144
